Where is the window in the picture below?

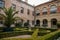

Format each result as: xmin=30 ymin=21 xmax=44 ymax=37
xmin=0 ymin=1 xmax=4 ymax=8
xmin=21 ymin=7 xmax=24 ymax=13
xmin=27 ymin=9 xmax=30 ymax=15
xmin=36 ymin=10 xmax=40 ymax=16
xmin=42 ymin=7 xmax=47 ymax=15
xmin=12 ymin=4 xmax=16 ymax=11
xmin=50 ymin=5 xmax=57 ymax=13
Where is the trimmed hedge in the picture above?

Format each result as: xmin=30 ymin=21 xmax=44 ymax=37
xmin=0 ymin=29 xmax=59 ymax=40
xmin=0 ymin=29 xmax=39 ymax=40
xmin=38 ymin=32 xmax=49 ymax=36
xmin=31 ymin=27 xmax=57 ymax=32
xmin=38 ymin=30 xmax=60 ymax=40
xmin=0 ymin=31 xmax=33 ymax=38
xmin=0 ymin=38 xmax=32 ymax=40
xmin=0 ymin=27 xmax=4 ymax=32
xmin=31 ymin=29 xmax=39 ymax=39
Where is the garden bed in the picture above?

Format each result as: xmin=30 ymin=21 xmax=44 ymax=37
xmin=0 ymin=31 xmax=33 ymax=39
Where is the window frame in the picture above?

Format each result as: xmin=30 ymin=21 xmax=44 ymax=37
xmin=36 ymin=9 xmax=40 ymax=16
xmin=21 ymin=7 xmax=24 ymax=13
xmin=0 ymin=0 xmax=5 ymax=8
xmin=42 ymin=7 xmax=47 ymax=15
xmin=12 ymin=4 xmax=16 ymax=11
xmin=50 ymin=5 xmax=57 ymax=14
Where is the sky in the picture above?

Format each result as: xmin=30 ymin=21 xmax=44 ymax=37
xmin=22 ymin=0 xmax=50 ymax=6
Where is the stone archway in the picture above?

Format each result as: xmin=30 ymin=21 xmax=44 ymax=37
xmin=36 ymin=20 xmax=40 ymax=26
xmin=51 ymin=18 xmax=57 ymax=28
xmin=42 ymin=19 xmax=48 ymax=27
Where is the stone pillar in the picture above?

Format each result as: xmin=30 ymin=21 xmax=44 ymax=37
xmin=22 ymin=20 xmax=26 ymax=27
xmin=48 ymin=21 xmax=51 ymax=28
xmin=22 ymin=22 xmax=24 ymax=27
xmin=40 ymin=21 xmax=43 ymax=28
xmin=29 ymin=21 xmax=32 ymax=27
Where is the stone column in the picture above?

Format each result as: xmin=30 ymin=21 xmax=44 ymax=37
xmin=48 ymin=21 xmax=51 ymax=28
xmin=40 ymin=21 xmax=43 ymax=28
xmin=22 ymin=21 xmax=24 ymax=27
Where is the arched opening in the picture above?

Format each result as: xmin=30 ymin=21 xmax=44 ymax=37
xmin=42 ymin=19 xmax=48 ymax=27
xmin=51 ymin=18 xmax=57 ymax=28
xmin=36 ymin=20 xmax=40 ymax=26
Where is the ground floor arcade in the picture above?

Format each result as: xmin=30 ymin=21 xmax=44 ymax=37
xmin=35 ymin=18 xmax=60 ymax=29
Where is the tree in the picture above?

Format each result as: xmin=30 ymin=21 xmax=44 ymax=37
xmin=0 ymin=7 xmax=19 ymax=31
xmin=57 ymin=22 xmax=60 ymax=28
xmin=15 ymin=22 xmax=23 ymax=27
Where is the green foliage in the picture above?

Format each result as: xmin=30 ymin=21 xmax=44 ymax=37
xmin=24 ymin=22 xmax=29 ymax=27
xmin=57 ymin=23 xmax=60 ymax=28
xmin=31 ymin=27 xmax=57 ymax=32
xmin=0 ymin=31 xmax=33 ymax=38
xmin=0 ymin=29 xmax=39 ymax=40
xmin=14 ymin=28 xmax=32 ymax=31
xmin=38 ymin=30 xmax=60 ymax=40
xmin=15 ymin=22 xmax=23 ymax=27
xmin=31 ymin=29 xmax=39 ymax=40
xmin=0 ymin=7 xmax=19 ymax=27
xmin=0 ymin=27 xmax=4 ymax=32
xmin=0 ymin=38 xmax=32 ymax=40
xmin=0 ymin=28 xmax=59 ymax=40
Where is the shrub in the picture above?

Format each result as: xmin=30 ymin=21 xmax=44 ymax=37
xmin=24 ymin=22 xmax=29 ymax=27
xmin=57 ymin=23 xmax=60 ymax=28
xmin=0 ymin=29 xmax=39 ymax=40
xmin=31 ymin=27 xmax=57 ymax=32
xmin=38 ymin=30 xmax=60 ymax=40
xmin=31 ymin=29 xmax=39 ymax=40
xmin=0 ymin=31 xmax=33 ymax=38
xmin=0 ymin=27 xmax=4 ymax=32
xmin=0 ymin=38 xmax=32 ymax=40
xmin=15 ymin=22 xmax=23 ymax=27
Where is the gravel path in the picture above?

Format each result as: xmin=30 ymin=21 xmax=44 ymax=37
xmin=7 ymin=35 xmax=31 ymax=38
